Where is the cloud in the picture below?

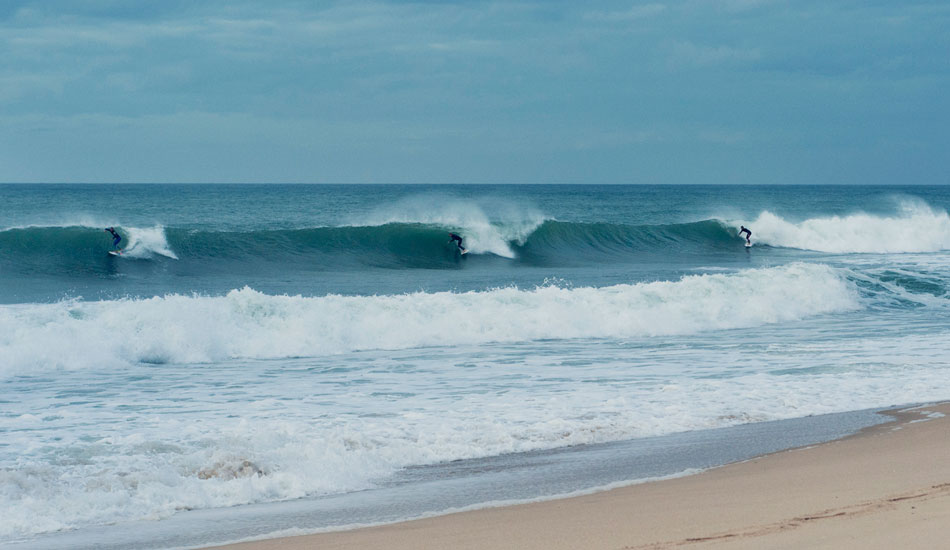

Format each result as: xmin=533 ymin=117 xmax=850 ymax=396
xmin=666 ymin=40 xmax=763 ymax=67
xmin=688 ymin=0 xmax=780 ymax=13
xmin=584 ymin=3 xmax=666 ymax=22
xmin=0 ymin=74 xmax=66 ymax=102
xmin=697 ymin=128 xmax=748 ymax=144
xmin=0 ymin=0 xmax=947 ymax=184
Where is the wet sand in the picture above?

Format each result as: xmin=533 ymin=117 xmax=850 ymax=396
xmin=210 ymin=403 xmax=950 ymax=550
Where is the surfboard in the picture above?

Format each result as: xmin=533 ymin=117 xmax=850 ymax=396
xmin=460 ymin=249 xmax=469 ymax=255
xmin=108 ymin=250 xmax=123 ymax=256
xmin=745 ymin=242 xmax=752 ymax=248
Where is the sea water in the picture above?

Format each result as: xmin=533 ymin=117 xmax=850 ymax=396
xmin=2 ymin=184 xmax=950 ymax=548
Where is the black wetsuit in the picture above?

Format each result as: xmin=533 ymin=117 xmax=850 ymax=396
xmin=449 ymin=233 xmax=465 ymax=251
xmin=739 ymin=226 xmax=752 ymax=243
xmin=106 ymin=227 xmax=121 ymax=249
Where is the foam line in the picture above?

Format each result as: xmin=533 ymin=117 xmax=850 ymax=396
xmin=0 ymin=263 xmax=859 ymax=375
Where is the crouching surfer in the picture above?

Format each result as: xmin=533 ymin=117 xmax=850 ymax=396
xmin=739 ymin=225 xmax=752 ymax=246
xmin=105 ymin=227 xmax=122 ymax=251
xmin=448 ymin=233 xmax=467 ymax=254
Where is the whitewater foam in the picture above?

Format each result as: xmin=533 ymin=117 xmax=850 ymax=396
xmin=0 ymin=263 xmax=858 ymax=376
xmin=7 ymin=327 xmax=950 ymax=541
xmin=743 ymin=200 xmax=950 ymax=253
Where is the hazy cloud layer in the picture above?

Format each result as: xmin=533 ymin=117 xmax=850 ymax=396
xmin=1 ymin=0 xmax=947 ymax=183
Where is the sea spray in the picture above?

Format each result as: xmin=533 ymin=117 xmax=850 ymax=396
xmin=121 ymin=225 xmax=179 ymax=259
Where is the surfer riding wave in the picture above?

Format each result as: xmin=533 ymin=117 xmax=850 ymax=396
xmin=448 ymin=233 xmax=467 ymax=254
xmin=105 ymin=227 xmax=122 ymax=250
xmin=739 ymin=225 xmax=752 ymax=246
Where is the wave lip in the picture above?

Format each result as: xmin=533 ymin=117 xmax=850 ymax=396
xmin=744 ymin=201 xmax=950 ymax=253
xmin=0 ymin=263 xmax=859 ymax=375
xmin=352 ymin=195 xmax=549 ymax=258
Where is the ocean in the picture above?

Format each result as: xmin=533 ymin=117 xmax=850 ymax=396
xmin=3 ymin=184 xmax=950 ymax=548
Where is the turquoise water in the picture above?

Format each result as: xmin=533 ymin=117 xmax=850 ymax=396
xmin=2 ymin=184 xmax=950 ymax=547
xmin=2 ymin=184 xmax=947 ymax=302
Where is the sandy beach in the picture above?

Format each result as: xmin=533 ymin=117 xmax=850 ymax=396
xmin=210 ymin=402 xmax=950 ymax=550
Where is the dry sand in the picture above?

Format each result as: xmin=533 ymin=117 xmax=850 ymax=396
xmin=210 ymin=403 xmax=950 ymax=550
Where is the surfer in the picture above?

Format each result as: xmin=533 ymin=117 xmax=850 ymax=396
xmin=739 ymin=225 xmax=752 ymax=246
xmin=448 ymin=233 xmax=467 ymax=253
xmin=105 ymin=227 xmax=122 ymax=250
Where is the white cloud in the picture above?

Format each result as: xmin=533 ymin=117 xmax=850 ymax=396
xmin=584 ymin=3 xmax=666 ymax=22
xmin=667 ymin=40 xmax=762 ymax=67
xmin=426 ymin=39 xmax=503 ymax=54
xmin=0 ymin=0 xmax=946 ymax=183
xmin=697 ymin=128 xmax=748 ymax=144
xmin=0 ymin=74 xmax=66 ymax=101
xmin=698 ymin=0 xmax=780 ymax=13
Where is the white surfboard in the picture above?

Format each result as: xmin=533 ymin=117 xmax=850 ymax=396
xmin=744 ymin=242 xmax=752 ymax=248
xmin=108 ymin=250 xmax=123 ymax=256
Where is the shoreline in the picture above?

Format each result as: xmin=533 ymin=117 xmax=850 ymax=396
xmin=8 ymin=406 xmax=891 ymax=550
xmin=208 ymin=402 xmax=950 ymax=550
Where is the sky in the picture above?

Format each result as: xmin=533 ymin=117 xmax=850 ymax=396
xmin=0 ymin=0 xmax=947 ymax=184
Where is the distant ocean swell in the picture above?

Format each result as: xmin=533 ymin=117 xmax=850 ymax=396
xmin=0 ymin=263 xmax=859 ymax=375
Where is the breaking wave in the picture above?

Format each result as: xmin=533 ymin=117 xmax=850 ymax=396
xmin=742 ymin=200 xmax=950 ymax=253
xmin=0 ymin=263 xmax=859 ymax=375
xmin=4 ymin=199 xmax=950 ymax=281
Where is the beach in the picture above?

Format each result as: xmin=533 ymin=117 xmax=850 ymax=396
xmin=212 ymin=402 xmax=950 ymax=550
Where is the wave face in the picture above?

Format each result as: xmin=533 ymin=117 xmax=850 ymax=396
xmin=514 ymin=219 xmax=737 ymax=262
xmin=0 ymin=263 xmax=858 ymax=376
xmin=0 ymin=225 xmax=178 ymax=276
xmin=0 ymin=219 xmax=746 ymax=276
xmin=7 ymin=200 xmax=950 ymax=278
xmin=6 ymin=199 xmax=950 ymax=282
xmin=745 ymin=200 xmax=950 ymax=253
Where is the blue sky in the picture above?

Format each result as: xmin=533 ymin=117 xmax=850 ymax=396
xmin=0 ymin=0 xmax=947 ymax=184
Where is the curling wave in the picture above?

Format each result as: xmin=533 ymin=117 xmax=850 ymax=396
xmin=0 ymin=219 xmax=747 ymax=277
xmin=6 ymin=200 xmax=950 ymax=281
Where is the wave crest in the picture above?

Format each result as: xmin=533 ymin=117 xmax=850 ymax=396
xmin=353 ymin=195 xmax=549 ymax=258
